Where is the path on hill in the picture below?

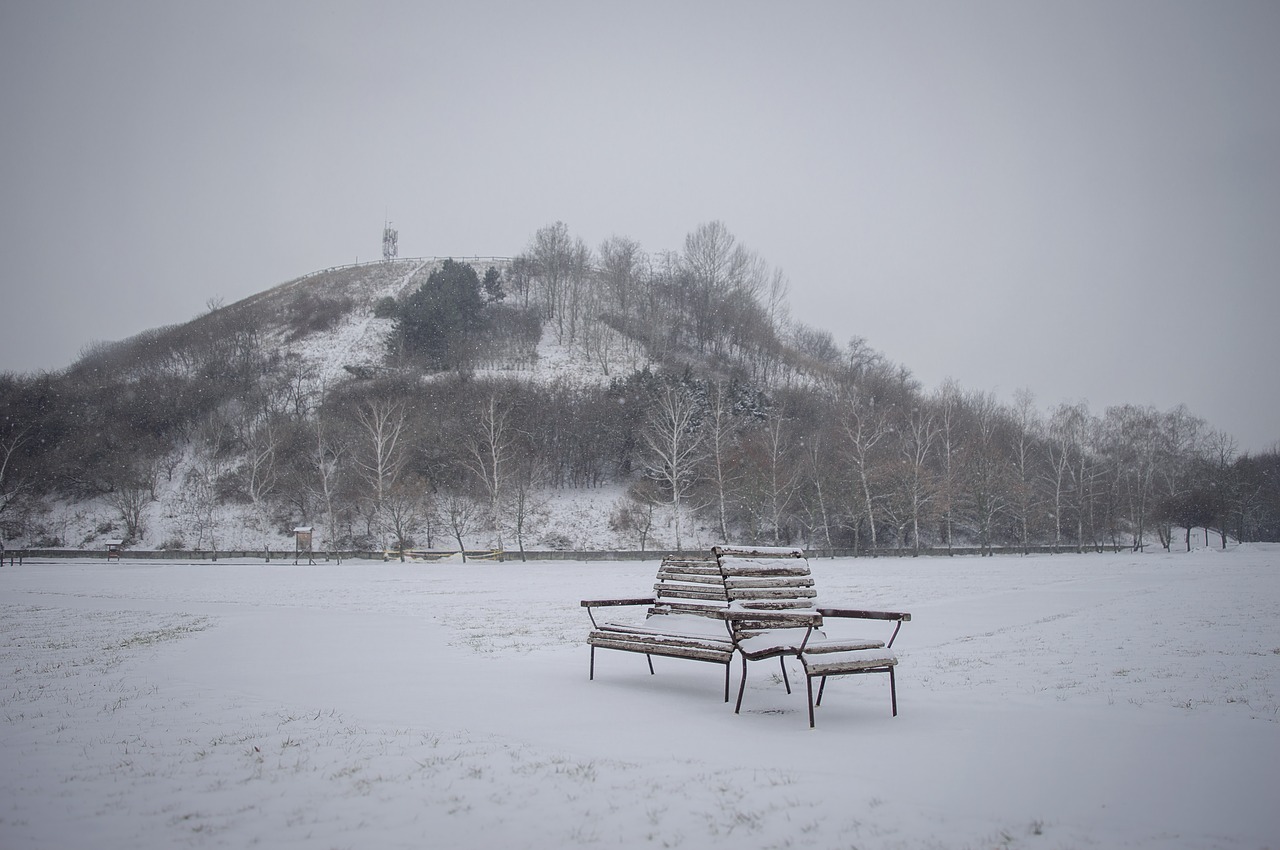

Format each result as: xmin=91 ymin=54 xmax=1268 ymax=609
xmin=304 ymin=259 xmax=428 ymax=385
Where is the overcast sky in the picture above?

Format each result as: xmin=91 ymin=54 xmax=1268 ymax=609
xmin=2 ymin=1 xmax=1277 ymax=451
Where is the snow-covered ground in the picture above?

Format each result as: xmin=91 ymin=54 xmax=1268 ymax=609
xmin=2 ymin=546 xmax=1278 ymax=849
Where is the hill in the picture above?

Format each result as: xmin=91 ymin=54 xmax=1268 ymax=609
xmin=1 ymin=222 xmax=1277 ymax=555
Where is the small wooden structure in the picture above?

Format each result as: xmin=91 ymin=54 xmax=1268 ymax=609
xmin=293 ymin=527 xmax=314 ymax=565
xmin=105 ymin=539 xmax=124 ymax=562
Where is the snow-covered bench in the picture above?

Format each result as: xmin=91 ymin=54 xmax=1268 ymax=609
xmin=712 ymin=544 xmax=910 ymax=726
xmin=581 ymin=556 xmax=737 ymax=701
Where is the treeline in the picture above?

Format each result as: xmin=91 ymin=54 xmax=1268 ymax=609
xmin=0 ymin=221 xmax=1276 ymax=553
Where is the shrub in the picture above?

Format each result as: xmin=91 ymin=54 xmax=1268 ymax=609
xmin=538 ymin=532 xmax=573 ymax=550
xmin=287 ymin=293 xmax=354 ymax=341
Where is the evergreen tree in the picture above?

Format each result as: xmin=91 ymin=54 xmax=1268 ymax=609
xmin=482 ymin=266 xmax=506 ymax=304
xmin=394 ymin=260 xmax=487 ymax=370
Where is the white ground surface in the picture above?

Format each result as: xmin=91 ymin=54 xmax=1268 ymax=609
xmin=2 ymin=546 xmax=1278 ymax=849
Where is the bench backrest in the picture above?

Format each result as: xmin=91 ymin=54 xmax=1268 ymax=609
xmin=711 ymin=545 xmax=821 ymax=638
xmin=649 ymin=557 xmax=727 ymax=619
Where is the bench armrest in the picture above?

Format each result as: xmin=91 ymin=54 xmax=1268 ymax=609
xmin=817 ymin=608 xmax=911 ymax=648
xmin=817 ymin=608 xmax=911 ymax=622
xmin=581 ymin=597 xmax=655 ymax=628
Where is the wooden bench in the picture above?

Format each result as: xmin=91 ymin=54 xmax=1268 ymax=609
xmin=712 ymin=545 xmax=910 ymax=725
xmin=581 ymin=557 xmax=737 ymax=701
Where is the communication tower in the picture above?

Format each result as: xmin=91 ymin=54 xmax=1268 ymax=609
xmin=382 ymin=221 xmax=399 ymax=263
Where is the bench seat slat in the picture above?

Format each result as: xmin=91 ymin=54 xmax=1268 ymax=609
xmin=593 ymin=615 xmax=731 ymax=640
xmin=589 ymin=635 xmax=735 ymax=663
xmin=736 ymin=630 xmax=884 ymax=658
xmin=800 ymin=649 xmax=897 ymax=676
xmin=588 ymin=631 xmax=734 ymax=651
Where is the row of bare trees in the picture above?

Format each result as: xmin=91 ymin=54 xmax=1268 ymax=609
xmin=614 ymin=365 xmax=1277 ymax=554
xmin=5 ymin=353 xmax=1277 ymax=555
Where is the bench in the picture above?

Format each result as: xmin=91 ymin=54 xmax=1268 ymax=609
xmin=712 ymin=545 xmax=910 ymax=726
xmin=581 ymin=557 xmax=736 ymax=701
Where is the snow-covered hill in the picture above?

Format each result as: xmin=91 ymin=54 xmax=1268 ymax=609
xmin=17 ymin=258 xmax=703 ymax=555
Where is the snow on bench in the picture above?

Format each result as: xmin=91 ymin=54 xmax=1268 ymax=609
xmin=711 ymin=545 xmax=909 ymax=725
xmin=581 ymin=546 xmax=911 ymax=723
xmin=581 ymin=556 xmax=736 ymax=701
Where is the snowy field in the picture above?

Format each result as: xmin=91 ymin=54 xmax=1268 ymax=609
xmin=2 ymin=547 xmax=1278 ymax=850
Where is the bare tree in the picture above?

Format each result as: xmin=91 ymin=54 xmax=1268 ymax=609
xmin=312 ymin=413 xmax=347 ymax=553
xmin=182 ymin=414 xmax=232 ymax=554
xmin=681 ymin=220 xmax=755 ymax=298
xmin=840 ymin=392 xmax=893 ymax=552
xmin=0 ymin=424 xmax=31 ymax=536
xmin=641 ymin=385 xmax=706 ymax=551
xmin=1100 ymin=405 xmax=1162 ymax=550
xmin=1152 ymin=405 xmax=1208 ymax=550
xmin=1007 ymin=389 xmax=1042 ymax=554
xmin=933 ymin=380 xmax=964 ymax=555
xmin=799 ymin=423 xmax=841 ymax=554
xmin=763 ymin=267 xmax=791 ymax=333
xmin=353 ymin=398 xmax=408 ymax=507
xmin=581 ymin=318 xmax=622 ymax=377
xmin=1047 ymin=400 xmax=1097 ymax=551
xmin=530 ymin=222 xmax=592 ymax=344
xmin=895 ymin=405 xmax=940 ymax=555
xmin=381 ymin=476 xmax=429 ymax=560
xmin=611 ymin=479 xmax=661 ymax=552
xmin=701 ymin=381 xmax=742 ymax=543
xmin=239 ymin=413 xmax=281 ymax=518
xmin=1046 ymin=402 xmax=1077 ymax=549
xmin=743 ymin=408 xmax=802 ymax=545
xmin=962 ymin=391 xmax=1011 ymax=555
xmin=504 ymin=456 xmax=547 ymax=561
xmin=1203 ymin=429 xmax=1238 ymax=548
xmin=442 ymin=492 xmax=480 ymax=563
xmin=596 ymin=235 xmax=647 ymax=323
xmin=680 ymin=221 xmax=764 ymax=354
xmin=462 ymin=393 xmax=518 ymax=553
xmin=109 ymin=484 xmax=149 ymax=544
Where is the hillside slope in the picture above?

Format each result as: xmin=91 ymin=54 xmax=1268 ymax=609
xmin=15 ymin=258 xmax=703 ymax=554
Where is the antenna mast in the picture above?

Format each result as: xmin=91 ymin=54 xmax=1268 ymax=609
xmin=382 ymin=219 xmax=399 ymax=263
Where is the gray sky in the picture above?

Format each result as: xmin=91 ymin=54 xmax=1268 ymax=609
xmin=2 ymin=1 xmax=1277 ymax=451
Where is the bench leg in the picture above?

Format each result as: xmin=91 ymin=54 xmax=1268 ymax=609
xmin=734 ymin=654 xmax=749 ymax=714
xmin=589 ymin=646 xmax=595 ymax=680
xmin=724 ymin=663 xmax=731 ymax=703
xmin=646 ymin=654 xmax=655 ymax=675
xmin=779 ymin=656 xmax=791 ymax=694
xmin=808 ymin=666 xmax=898 ymax=723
